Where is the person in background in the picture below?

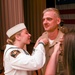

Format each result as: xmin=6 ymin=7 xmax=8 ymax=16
xmin=45 ymin=28 xmax=75 ymax=75
xmin=63 ymin=28 xmax=75 ymax=75
xmin=37 ymin=8 xmax=64 ymax=75
xmin=3 ymin=23 xmax=48 ymax=75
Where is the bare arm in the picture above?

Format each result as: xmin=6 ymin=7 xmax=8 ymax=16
xmin=45 ymin=42 xmax=61 ymax=75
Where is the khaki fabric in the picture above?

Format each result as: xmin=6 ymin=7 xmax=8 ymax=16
xmin=39 ymin=31 xmax=64 ymax=75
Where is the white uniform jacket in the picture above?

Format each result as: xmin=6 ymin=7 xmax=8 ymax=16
xmin=3 ymin=43 xmax=46 ymax=75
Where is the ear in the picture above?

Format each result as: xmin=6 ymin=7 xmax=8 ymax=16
xmin=57 ymin=17 xmax=61 ymax=25
xmin=15 ymin=34 xmax=21 ymax=41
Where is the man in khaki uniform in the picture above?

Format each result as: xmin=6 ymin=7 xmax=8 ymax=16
xmin=38 ymin=8 xmax=64 ymax=75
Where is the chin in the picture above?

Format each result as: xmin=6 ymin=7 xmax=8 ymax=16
xmin=45 ymin=29 xmax=49 ymax=31
xmin=27 ymin=42 xmax=31 ymax=44
xmin=44 ymin=28 xmax=49 ymax=30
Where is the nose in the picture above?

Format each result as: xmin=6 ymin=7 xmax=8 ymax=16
xmin=43 ymin=19 xmax=47 ymax=24
xmin=29 ymin=33 xmax=31 ymax=37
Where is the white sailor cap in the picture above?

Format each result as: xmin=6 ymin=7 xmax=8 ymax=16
xmin=6 ymin=23 xmax=26 ymax=38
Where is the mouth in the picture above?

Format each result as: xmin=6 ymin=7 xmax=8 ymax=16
xmin=44 ymin=24 xmax=49 ymax=28
xmin=28 ymin=38 xmax=31 ymax=42
xmin=44 ymin=25 xmax=49 ymax=29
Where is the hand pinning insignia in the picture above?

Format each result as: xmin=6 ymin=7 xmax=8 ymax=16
xmin=11 ymin=50 xmax=20 ymax=58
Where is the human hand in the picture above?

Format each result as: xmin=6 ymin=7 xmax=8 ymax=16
xmin=34 ymin=38 xmax=49 ymax=48
xmin=39 ymin=38 xmax=49 ymax=45
xmin=54 ymin=42 xmax=62 ymax=54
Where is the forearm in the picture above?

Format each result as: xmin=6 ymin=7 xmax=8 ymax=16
xmin=45 ymin=51 xmax=59 ymax=75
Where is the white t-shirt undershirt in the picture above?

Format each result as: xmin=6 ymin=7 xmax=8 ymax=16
xmin=49 ymin=39 xmax=54 ymax=44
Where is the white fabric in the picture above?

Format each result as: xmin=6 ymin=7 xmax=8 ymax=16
xmin=3 ymin=44 xmax=46 ymax=75
xmin=49 ymin=39 xmax=54 ymax=44
xmin=6 ymin=23 xmax=26 ymax=38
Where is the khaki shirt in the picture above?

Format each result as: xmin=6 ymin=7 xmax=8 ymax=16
xmin=39 ymin=30 xmax=64 ymax=75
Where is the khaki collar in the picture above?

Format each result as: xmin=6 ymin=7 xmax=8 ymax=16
xmin=49 ymin=31 xmax=64 ymax=47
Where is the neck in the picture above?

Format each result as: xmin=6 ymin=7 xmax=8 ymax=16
xmin=14 ymin=41 xmax=26 ymax=50
xmin=48 ymin=29 xmax=59 ymax=40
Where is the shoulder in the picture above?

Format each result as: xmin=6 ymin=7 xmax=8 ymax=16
xmin=10 ymin=50 xmax=21 ymax=58
xmin=59 ymin=30 xmax=64 ymax=34
xmin=38 ymin=32 xmax=48 ymax=39
xmin=4 ymin=46 xmax=22 ymax=58
xmin=58 ymin=30 xmax=64 ymax=37
xmin=42 ymin=32 xmax=48 ymax=35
